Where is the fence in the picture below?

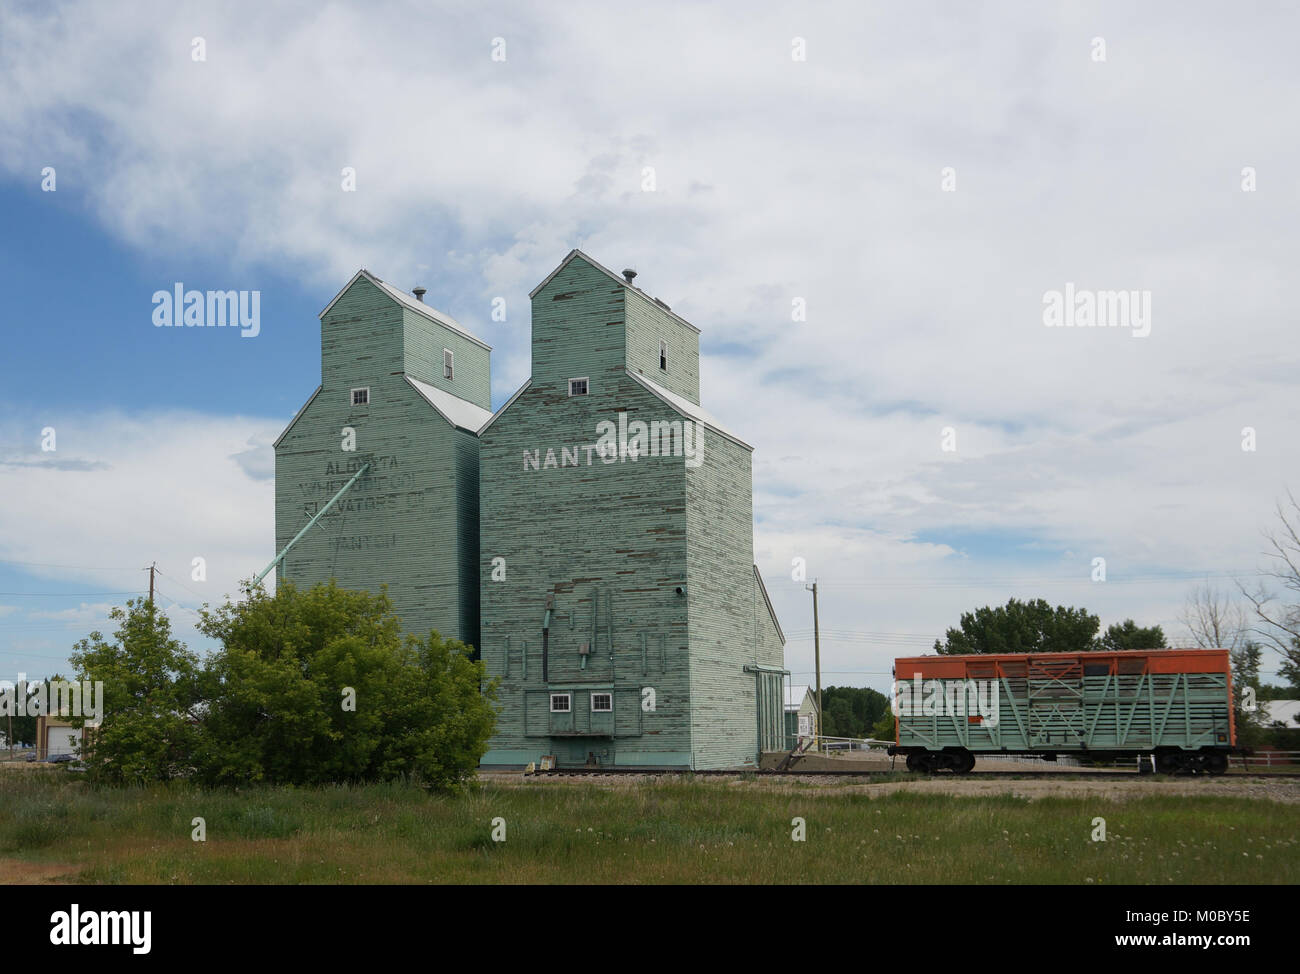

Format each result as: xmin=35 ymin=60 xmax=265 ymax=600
xmin=1237 ymin=750 xmax=1300 ymax=769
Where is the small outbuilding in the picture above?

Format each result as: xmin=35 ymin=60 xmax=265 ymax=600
xmin=784 ymin=685 xmax=819 ymax=749
xmin=34 ymin=717 xmax=85 ymax=760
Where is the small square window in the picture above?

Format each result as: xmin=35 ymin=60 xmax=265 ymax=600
xmin=443 ymin=349 xmax=454 ymax=379
xmin=568 ymin=377 xmax=589 ymax=397
xmin=550 ymin=693 xmax=571 ymax=713
xmin=351 ymin=387 xmax=369 ymax=406
xmin=659 ymin=340 xmax=667 ymax=370
xmin=591 ymin=692 xmax=613 ymax=713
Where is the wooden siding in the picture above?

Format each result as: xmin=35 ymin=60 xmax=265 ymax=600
xmin=274 ymin=274 xmax=483 ymax=649
xmin=478 ymin=374 xmax=692 ymax=767
xmin=320 ymin=276 xmax=403 ymax=390
xmin=453 ymin=426 xmax=482 ymax=651
xmin=754 ymin=570 xmax=785 ymax=669
xmin=402 ymin=307 xmax=491 ymax=410
xmin=624 ymin=288 xmax=701 ymax=405
xmin=685 ymin=431 xmax=763 ymax=769
xmin=481 ymin=251 xmax=783 ymax=769
xmin=530 ymin=256 xmax=626 ymax=394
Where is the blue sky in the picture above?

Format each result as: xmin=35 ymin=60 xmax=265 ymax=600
xmin=2 ymin=0 xmax=1299 ymax=692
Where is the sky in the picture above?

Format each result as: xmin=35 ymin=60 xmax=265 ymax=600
xmin=1 ymin=0 xmax=1298 ymax=694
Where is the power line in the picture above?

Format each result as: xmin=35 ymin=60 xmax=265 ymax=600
xmin=149 ymin=582 xmax=203 ymax=620
xmin=151 ymin=567 xmax=210 ymax=605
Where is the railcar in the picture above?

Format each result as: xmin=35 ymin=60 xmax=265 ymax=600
xmin=887 ymin=648 xmax=1236 ymax=774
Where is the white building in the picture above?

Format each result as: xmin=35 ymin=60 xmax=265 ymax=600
xmin=1262 ymin=699 xmax=1300 ymax=727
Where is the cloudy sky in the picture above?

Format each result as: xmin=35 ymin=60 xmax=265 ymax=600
xmin=1 ymin=0 xmax=1298 ymax=693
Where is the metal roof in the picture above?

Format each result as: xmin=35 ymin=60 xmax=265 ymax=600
xmin=528 ymin=249 xmax=702 ymax=335
xmin=319 ymin=269 xmax=492 ymax=351
xmin=626 ymin=370 xmax=752 ymax=450
xmin=785 ymin=685 xmax=814 ymax=711
xmin=403 ymin=376 xmax=494 ymax=432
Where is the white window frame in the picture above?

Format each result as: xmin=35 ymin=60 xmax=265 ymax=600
xmin=590 ymin=692 xmax=613 ymax=713
xmin=550 ymin=693 xmax=571 ymax=713
xmin=350 ymin=386 xmax=370 ymax=407
xmin=443 ymin=348 xmax=454 ymax=379
xmin=568 ymin=377 xmax=589 ymax=397
xmin=659 ymin=340 xmax=667 ymax=371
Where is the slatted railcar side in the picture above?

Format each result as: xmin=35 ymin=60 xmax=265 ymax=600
xmin=888 ymin=649 xmax=1235 ymax=774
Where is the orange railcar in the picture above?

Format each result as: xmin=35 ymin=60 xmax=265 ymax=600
xmin=888 ymin=648 xmax=1235 ymax=774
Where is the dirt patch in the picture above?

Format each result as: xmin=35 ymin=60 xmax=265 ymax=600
xmin=0 ymin=858 xmax=79 ymax=884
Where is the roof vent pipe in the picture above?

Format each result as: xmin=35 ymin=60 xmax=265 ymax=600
xmin=622 ymin=268 xmax=637 ymax=284
xmin=412 ymin=287 xmax=427 ymax=302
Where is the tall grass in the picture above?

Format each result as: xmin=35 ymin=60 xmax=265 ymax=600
xmin=0 ymin=773 xmax=1295 ymax=884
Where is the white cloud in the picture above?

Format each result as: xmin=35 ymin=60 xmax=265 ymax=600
xmin=26 ymin=602 xmax=116 ymax=624
xmin=0 ymin=410 xmax=280 ymax=661
xmin=2 ymin=1 xmax=1299 ymax=687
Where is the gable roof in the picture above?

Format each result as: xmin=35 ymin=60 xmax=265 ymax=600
xmin=785 ymin=685 xmax=812 ymax=711
xmin=476 ymin=378 xmax=532 ymax=436
xmin=627 ymin=370 xmax=752 ymax=450
xmin=320 ymin=269 xmax=491 ymax=352
xmin=754 ymin=563 xmax=785 ymax=645
xmin=529 ymin=249 xmax=701 ymax=335
xmin=404 ymin=376 xmax=494 ymax=432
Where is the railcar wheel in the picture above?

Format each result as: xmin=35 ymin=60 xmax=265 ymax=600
xmin=906 ymin=751 xmax=936 ymax=773
xmin=950 ymin=750 xmax=975 ymax=774
xmin=1204 ymin=751 xmax=1228 ymax=776
xmin=1154 ymin=751 xmax=1182 ymax=775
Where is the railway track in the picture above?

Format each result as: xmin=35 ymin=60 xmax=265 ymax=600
xmin=526 ymin=767 xmax=1300 ymax=780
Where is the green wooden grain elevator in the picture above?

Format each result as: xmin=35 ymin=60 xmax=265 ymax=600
xmin=272 ymin=252 xmax=786 ymax=770
xmin=478 ymin=251 xmax=786 ymax=770
xmin=273 ymin=270 xmax=492 ymax=649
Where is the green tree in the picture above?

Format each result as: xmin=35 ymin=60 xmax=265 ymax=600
xmin=68 ymin=598 xmax=203 ymax=782
xmin=195 ymin=580 xmax=497 ymax=791
xmin=933 ymin=598 xmax=1100 ymax=655
xmin=1095 ymin=619 xmax=1167 ymax=651
xmin=1231 ymin=640 xmax=1270 ymax=748
xmin=823 ymin=696 xmax=854 ymax=738
xmin=818 ymin=686 xmax=891 ymax=738
xmin=869 ymin=709 xmax=896 ymax=742
xmin=1278 ymin=640 xmax=1300 ymax=691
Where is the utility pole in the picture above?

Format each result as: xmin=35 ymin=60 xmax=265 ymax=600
xmin=146 ymin=562 xmax=156 ymax=606
xmin=806 ymin=580 xmax=821 ymax=747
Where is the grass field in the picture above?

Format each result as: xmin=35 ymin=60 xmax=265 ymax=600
xmin=2 ymin=771 xmax=1297 ymax=884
